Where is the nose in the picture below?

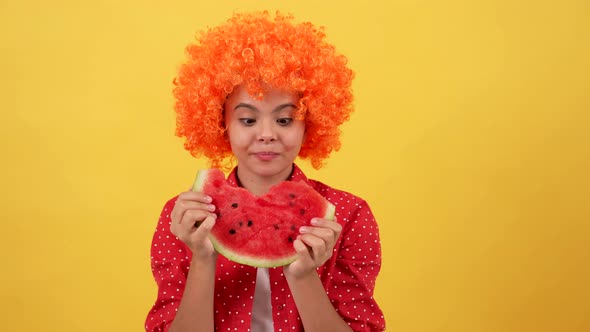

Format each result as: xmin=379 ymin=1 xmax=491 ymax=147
xmin=258 ymin=119 xmax=276 ymax=142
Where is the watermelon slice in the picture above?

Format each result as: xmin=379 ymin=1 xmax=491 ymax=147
xmin=192 ymin=169 xmax=336 ymax=267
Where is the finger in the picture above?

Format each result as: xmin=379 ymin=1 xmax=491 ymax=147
xmin=297 ymin=234 xmax=328 ymax=262
xmin=310 ymin=217 xmax=341 ymax=233
xmin=177 ymin=191 xmax=213 ymax=203
xmin=172 ymin=197 xmax=216 ymax=224
xmin=310 ymin=218 xmax=342 ymax=242
xmin=172 ymin=191 xmax=212 ymax=219
xmin=293 ymin=238 xmax=314 ymax=264
xmin=181 ymin=209 xmax=213 ymax=231
xmin=299 ymin=227 xmax=337 ymax=255
xmin=176 ymin=200 xmax=216 ymax=214
xmin=192 ymin=214 xmax=217 ymax=242
xmin=299 ymin=226 xmax=334 ymax=240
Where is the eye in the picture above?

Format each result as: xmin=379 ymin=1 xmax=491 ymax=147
xmin=239 ymin=118 xmax=256 ymax=126
xmin=277 ymin=118 xmax=293 ymax=126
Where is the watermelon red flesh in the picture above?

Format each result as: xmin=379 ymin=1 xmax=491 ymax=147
xmin=193 ymin=169 xmax=335 ymax=268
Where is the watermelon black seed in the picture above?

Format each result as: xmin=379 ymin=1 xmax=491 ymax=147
xmin=300 ymin=209 xmax=305 ymax=215
xmin=231 ymin=203 xmax=238 ymax=208
xmin=274 ymin=224 xmax=280 ymax=230
xmin=229 ymin=229 xmax=236 ymax=235
xmin=289 ymin=193 xmax=296 ymax=199
xmin=247 ymin=220 xmax=253 ymax=227
xmin=290 ymin=225 xmax=296 ymax=231
xmin=288 ymin=236 xmax=293 ymax=242
xmin=238 ymin=221 xmax=243 ymax=227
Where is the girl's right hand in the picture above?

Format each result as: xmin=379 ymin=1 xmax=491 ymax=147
xmin=170 ymin=191 xmax=218 ymax=261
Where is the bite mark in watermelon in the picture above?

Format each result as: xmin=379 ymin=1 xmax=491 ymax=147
xmin=192 ymin=169 xmax=336 ymax=267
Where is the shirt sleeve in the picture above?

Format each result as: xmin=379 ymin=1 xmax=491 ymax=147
xmin=145 ymin=197 xmax=190 ymax=332
xmin=329 ymin=198 xmax=386 ymax=332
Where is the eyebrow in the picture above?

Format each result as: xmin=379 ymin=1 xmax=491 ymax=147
xmin=234 ymin=103 xmax=297 ymax=113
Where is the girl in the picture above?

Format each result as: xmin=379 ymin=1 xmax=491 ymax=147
xmin=146 ymin=11 xmax=385 ymax=332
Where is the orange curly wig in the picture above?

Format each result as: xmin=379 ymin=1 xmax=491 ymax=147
xmin=173 ymin=11 xmax=354 ymax=169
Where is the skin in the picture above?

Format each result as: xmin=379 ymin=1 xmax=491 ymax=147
xmin=168 ymin=85 xmax=350 ymax=332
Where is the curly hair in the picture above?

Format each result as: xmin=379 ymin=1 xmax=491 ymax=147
xmin=173 ymin=11 xmax=354 ymax=169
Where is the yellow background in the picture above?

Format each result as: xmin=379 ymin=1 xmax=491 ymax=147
xmin=1 ymin=0 xmax=588 ymax=331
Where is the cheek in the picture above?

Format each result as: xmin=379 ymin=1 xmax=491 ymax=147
xmin=227 ymin=127 xmax=251 ymax=148
xmin=226 ymin=128 xmax=239 ymax=147
xmin=285 ymin=128 xmax=306 ymax=148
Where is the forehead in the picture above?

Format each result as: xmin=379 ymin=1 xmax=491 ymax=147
xmin=225 ymin=85 xmax=300 ymax=109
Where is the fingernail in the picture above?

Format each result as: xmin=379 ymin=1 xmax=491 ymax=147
xmin=299 ymin=226 xmax=309 ymax=233
xmin=311 ymin=218 xmax=319 ymax=225
xmin=205 ymin=196 xmax=213 ymax=203
xmin=208 ymin=204 xmax=216 ymax=211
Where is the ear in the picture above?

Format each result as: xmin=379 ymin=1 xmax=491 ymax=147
xmin=220 ymin=108 xmax=229 ymax=139
xmin=222 ymin=122 xmax=229 ymax=140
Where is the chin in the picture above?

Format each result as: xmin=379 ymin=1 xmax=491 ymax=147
xmin=252 ymin=161 xmax=292 ymax=176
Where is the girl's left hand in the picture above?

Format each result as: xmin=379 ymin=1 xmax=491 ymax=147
xmin=283 ymin=217 xmax=342 ymax=280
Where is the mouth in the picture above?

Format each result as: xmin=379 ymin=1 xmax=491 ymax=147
xmin=253 ymin=152 xmax=279 ymax=161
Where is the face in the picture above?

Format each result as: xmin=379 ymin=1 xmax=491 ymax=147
xmin=224 ymin=85 xmax=305 ymax=185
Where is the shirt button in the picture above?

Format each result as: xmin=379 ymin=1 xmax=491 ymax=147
xmin=277 ymin=304 xmax=284 ymax=310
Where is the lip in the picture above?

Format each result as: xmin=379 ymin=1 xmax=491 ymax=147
xmin=253 ymin=152 xmax=279 ymax=161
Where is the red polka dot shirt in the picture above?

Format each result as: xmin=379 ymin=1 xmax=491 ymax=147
xmin=146 ymin=165 xmax=386 ymax=331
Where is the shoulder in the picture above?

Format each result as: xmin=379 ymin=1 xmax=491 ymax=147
xmin=150 ymin=195 xmax=191 ymax=265
xmin=307 ymin=179 xmax=374 ymax=222
xmin=150 ymin=195 xmax=184 ymax=252
xmin=153 ymin=196 xmax=179 ymax=230
xmin=162 ymin=195 xmax=179 ymax=213
xmin=292 ymin=165 xmax=370 ymax=215
xmin=307 ymin=179 xmax=362 ymax=203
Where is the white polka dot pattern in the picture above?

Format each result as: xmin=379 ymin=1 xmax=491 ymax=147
xmin=145 ymin=165 xmax=385 ymax=331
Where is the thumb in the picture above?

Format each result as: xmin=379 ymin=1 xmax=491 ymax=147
xmin=200 ymin=214 xmax=217 ymax=232
xmin=194 ymin=214 xmax=217 ymax=240
xmin=293 ymin=238 xmax=313 ymax=263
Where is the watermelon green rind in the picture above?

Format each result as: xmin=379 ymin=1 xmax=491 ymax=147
xmin=324 ymin=202 xmax=336 ymax=220
xmin=209 ymin=236 xmax=299 ymax=267
xmin=192 ymin=169 xmax=210 ymax=192
xmin=191 ymin=168 xmax=336 ymax=267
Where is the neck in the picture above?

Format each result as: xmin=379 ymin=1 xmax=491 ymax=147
xmin=236 ymin=165 xmax=293 ymax=196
